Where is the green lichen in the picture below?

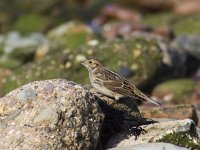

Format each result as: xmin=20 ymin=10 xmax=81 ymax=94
xmin=157 ymin=131 xmax=200 ymax=149
xmin=173 ymin=14 xmax=200 ymax=35
xmin=144 ymin=13 xmax=200 ymax=35
xmin=47 ymin=21 xmax=96 ymax=52
xmin=14 ymin=13 xmax=45 ymax=33
xmin=0 ymin=55 xmax=22 ymax=69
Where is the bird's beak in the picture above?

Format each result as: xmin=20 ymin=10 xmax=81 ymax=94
xmin=81 ymin=61 xmax=86 ymax=66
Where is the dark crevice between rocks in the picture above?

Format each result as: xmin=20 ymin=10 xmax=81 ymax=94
xmin=138 ymin=54 xmax=200 ymax=95
xmin=95 ymin=96 xmax=158 ymax=150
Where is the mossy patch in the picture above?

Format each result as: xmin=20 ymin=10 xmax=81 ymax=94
xmin=14 ymin=13 xmax=46 ymax=33
xmin=144 ymin=13 xmax=200 ymax=35
xmin=153 ymin=79 xmax=196 ymax=104
xmin=157 ymin=131 xmax=200 ymax=149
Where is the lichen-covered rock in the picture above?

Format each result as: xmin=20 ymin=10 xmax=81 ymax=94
xmin=0 ymin=79 xmax=104 ymax=150
xmin=0 ymin=31 xmax=47 ymax=68
xmin=152 ymin=79 xmax=198 ymax=104
xmin=144 ymin=13 xmax=200 ymax=35
xmin=109 ymin=143 xmax=189 ymax=150
xmin=107 ymin=119 xmax=200 ymax=149
xmin=35 ymin=21 xmax=98 ymax=60
xmin=3 ymin=37 xmax=163 ymax=94
xmin=47 ymin=21 xmax=96 ymax=50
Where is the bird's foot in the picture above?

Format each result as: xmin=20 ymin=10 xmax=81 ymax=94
xmin=126 ymin=126 xmax=147 ymax=140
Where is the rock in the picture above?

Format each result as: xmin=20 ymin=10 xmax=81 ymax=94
xmin=0 ymin=31 xmax=47 ymax=68
xmin=0 ymin=79 xmax=104 ymax=149
xmin=106 ymin=119 xmax=200 ymax=149
xmin=33 ymin=106 xmax=58 ymax=126
xmin=152 ymin=79 xmax=197 ymax=104
xmin=144 ymin=13 xmax=200 ymax=35
xmin=47 ymin=21 xmax=97 ymax=50
xmin=141 ymin=105 xmax=199 ymax=125
xmin=109 ymin=143 xmax=189 ymax=150
xmin=170 ymin=35 xmax=200 ymax=60
xmin=174 ymin=0 xmax=200 ymax=15
xmin=3 ymin=37 xmax=163 ymax=95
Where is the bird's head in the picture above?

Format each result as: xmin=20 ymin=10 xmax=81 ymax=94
xmin=81 ymin=58 xmax=103 ymax=72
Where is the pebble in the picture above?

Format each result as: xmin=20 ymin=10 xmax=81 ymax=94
xmin=34 ymin=106 xmax=58 ymax=125
xmin=16 ymin=87 xmax=37 ymax=103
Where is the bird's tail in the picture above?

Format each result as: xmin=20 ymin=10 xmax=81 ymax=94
xmin=137 ymin=90 xmax=161 ymax=106
xmin=144 ymin=95 xmax=161 ymax=106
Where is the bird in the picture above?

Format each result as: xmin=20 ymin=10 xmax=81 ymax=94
xmin=81 ymin=58 xmax=161 ymax=106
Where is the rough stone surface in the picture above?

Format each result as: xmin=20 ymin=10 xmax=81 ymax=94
xmin=0 ymin=79 xmax=104 ymax=150
xmin=106 ymin=119 xmax=200 ymax=149
xmin=109 ymin=143 xmax=189 ymax=150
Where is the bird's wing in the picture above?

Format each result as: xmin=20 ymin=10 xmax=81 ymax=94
xmin=98 ymin=69 xmax=161 ymax=106
xmin=98 ymin=69 xmax=133 ymax=96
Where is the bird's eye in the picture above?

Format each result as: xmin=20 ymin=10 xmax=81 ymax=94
xmin=88 ymin=61 xmax=92 ymax=64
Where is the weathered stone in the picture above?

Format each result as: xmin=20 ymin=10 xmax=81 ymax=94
xmin=106 ymin=119 xmax=200 ymax=149
xmin=141 ymin=105 xmax=199 ymax=125
xmin=109 ymin=143 xmax=189 ymax=150
xmin=0 ymin=79 xmax=104 ymax=150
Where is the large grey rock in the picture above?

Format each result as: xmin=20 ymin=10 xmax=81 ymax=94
xmin=0 ymin=79 xmax=104 ymax=150
xmin=0 ymin=31 xmax=47 ymax=68
xmin=109 ymin=143 xmax=189 ymax=150
xmin=171 ymin=35 xmax=200 ymax=60
xmin=107 ymin=119 xmax=200 ymax=149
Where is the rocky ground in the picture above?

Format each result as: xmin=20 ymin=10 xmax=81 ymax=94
xmin=0 ymin=0 xmax=200 ymax=149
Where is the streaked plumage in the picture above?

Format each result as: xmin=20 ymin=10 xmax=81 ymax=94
xmin=81 ymin=58 xmax=161 ymax=106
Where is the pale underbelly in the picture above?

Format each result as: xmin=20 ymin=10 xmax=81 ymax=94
xmin=91 ymin=82 xmax=115 ymax=97
xmin=91 ymin=82 xmax=124 ymax=100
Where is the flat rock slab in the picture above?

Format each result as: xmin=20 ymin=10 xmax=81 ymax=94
xmin=0 ymin=79 xmax=104 ymax=150
xmin=107 ymin=119 xmax=200 ymax=149
xmin=109 ymin=143 xmax=189 ymax=150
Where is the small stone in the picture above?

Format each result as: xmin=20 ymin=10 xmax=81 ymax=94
xmin=5 ymin=109 xmax=21 ymax=122
xmin=0 ymin=103 xmax=5 ymax=115
xmin=34 ymin=106 xmax=58 ymax=125
xmin=16 ymin=87 xmax=37 ymax=103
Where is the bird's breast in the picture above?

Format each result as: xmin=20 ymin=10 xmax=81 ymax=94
xmin=90 ymin=78 xmax=114 ymax=97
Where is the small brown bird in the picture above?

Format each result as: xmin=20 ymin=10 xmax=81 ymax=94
xmin=81 ymin=58 xmax=161 ymax=106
